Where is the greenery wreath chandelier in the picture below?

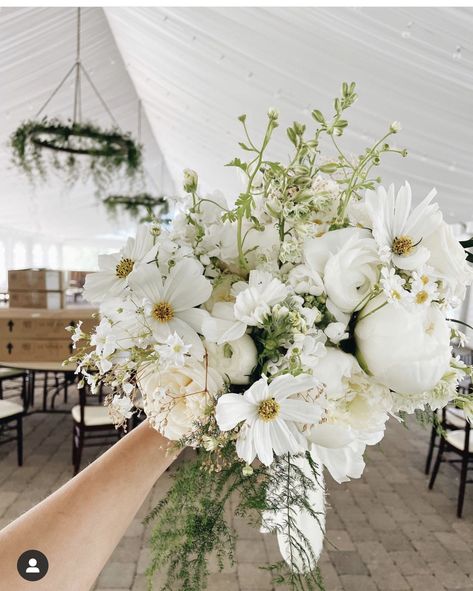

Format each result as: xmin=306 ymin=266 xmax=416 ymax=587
xmin=10 ymin=8 xmax=142 ymax=189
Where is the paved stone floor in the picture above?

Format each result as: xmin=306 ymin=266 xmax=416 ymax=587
xmin=0 ymin=384 xmax=472 ymax=591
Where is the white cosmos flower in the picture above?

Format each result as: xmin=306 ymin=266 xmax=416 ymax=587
xmin=128 ymin=259 xmax=211 ymax=357
xmin=233 ymin=270 xmax=289 ymax=326
xmin=216 ymin=374 xmax=322 ymax=466
xmin=365 ymin=182 xmax=442 ymax=271
xmin=84 ymin=225 xmax=156 ymax=303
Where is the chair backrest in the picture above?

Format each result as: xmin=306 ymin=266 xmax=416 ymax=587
xmin=77 ymin=382 xmax=105 ymax=425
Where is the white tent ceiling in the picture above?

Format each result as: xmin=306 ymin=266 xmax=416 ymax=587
xmin=1 ymin=6 xmax=473 ymax=256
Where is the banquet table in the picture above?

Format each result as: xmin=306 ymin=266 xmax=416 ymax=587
xmin=0 ymin=361 xmax=77 ymax=413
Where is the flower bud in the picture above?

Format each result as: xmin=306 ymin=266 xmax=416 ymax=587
xmin=390 ymin=121 xmax=401 ymax=133
xmin=183 ymin=168 xmax=198 ymax=193
xmin=267 ymin=107 xmax=279 ymax=120
xmin=242 ymin=464 xmax=254 ymax=476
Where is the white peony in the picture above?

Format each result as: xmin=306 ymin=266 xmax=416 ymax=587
xmin=304 ymin=227 xmax=379 ymax=313
xmin=422 ymin=221 xmax=473 ymax=301
xmin=205 ymin=334 xmax=257 ymax=385
xmin=138 ymin=360 xmax=223 ymax=440
xmin=355 ymin=295 xmax=451 ymax=394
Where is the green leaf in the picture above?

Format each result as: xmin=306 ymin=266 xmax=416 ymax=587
xmin=311 ymin=110 xmax=325 ymax=124
xmin=225 ymin=157 xmax=248 ymax=172
xmin=238 ymin=142 xmax=254 ymax=152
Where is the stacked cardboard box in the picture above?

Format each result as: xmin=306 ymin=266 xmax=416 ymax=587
xmin=8 ymin=269 xmax=64 ymax=309
xmin=0 ymin=308 xmax=97 ymax=362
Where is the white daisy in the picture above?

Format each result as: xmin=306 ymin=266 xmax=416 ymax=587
xmin=380 ymin=267 xmax=409 ymax=305
xmin=216 ymin=374 xmax=322 ymax=466
xmin=365 ymin=182 xmax=442 ymax=271
xmin=128 ymin=259 xmax=211 ymax=357
xmin=84 ymin=225 xmax=156 ymax=303
xmin=409 ymin=270 xmax=439 ymax=307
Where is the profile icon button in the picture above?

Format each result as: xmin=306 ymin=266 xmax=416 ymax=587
xmin=17 ymin=549 xmax=48 ymax=581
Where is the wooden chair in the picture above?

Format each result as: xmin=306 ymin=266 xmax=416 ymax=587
xmin=425 ymin=406 xmax=466 ymax=474
xmin=71 ymin=385 xmax=121 ymax=475
xmin=0 ymin=400 xmax=24 ymax=466
xmin=0 ymin=368 xmax=27 ymax=402
xmin=428 ymin=407 xmax=472 ymax=517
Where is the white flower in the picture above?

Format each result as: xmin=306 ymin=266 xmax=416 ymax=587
xmin=155 ymin=333 xmax=192 ymax=368
xmin=128 ymin=259 xmax=211 ymax=357
xmin=304 ymin=227 xmax=379 ymax=313
xmin=84 ymin=225 xmax=156 ymax=303
xmin=380 ymin=267 xmax=409 ymax=305
xmin=108 ymin=395 xmax=134 ymax=427
xmin=287 ymin=264 xmax=324 ymax=296
xmin=390 ymin=121 xmax=401 ymax=133
xmin=365 ymin=183 xmax=442 ymax=271
xmin=70 ymin=321 xmax=84 ymax=349
xmin=324 ymin=322 xmax=349 ymax=344
xmin=410 ymin=271 xmax=438 ymax=307
xmin=421 ymin=220 xmax=473 ymax=301
xmin=355 ymin=295 xmax=451 ymax=394
xmin=234 ymin=270 xmax=288 ymax=326
xmin=138 ymin=359 xmax=223 ymax=440
xmin=267 ymin=106 xmax=279 ymax=120
xmin=206 ymin=334 xmax=257 ymax=385
xmin=202 ymin=301 xmax=246 ymax=344
xmin=308 ymin=424 xmax=366 ymax=484
xmin=287 ymin=333 xmax=326 ymax=372
xmin=216 ymin=374 xmax=322 ymax=466
xmin=183 ymin=168 xmax=198 ymax=193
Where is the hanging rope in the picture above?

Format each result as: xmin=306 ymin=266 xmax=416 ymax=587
xmin=34 ymin=7 xmax=119 ymax=127
xmin=73 ymin=7 xmax=82 ymax=123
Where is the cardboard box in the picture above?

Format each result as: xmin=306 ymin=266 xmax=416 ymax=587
xmin=0 ymin=308 xmax=98 ymax=340
xmin=0 ymin=338 xmax=73 ymax=363
xmin=9 ymin=291 xmax=64 ymax=310
xmin=8 ymin=269 xmax=63 ymax=292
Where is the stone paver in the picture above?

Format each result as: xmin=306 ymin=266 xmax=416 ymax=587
xmin=0 ymin=383 xmax=472 ymax=590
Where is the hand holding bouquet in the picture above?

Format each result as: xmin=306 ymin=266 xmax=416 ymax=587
xmin=72 ymin=83 xmax=473 ymax=591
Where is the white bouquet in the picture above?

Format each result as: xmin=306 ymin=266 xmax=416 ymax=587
xmin=72 ymin=83 xmax=473 ymax=591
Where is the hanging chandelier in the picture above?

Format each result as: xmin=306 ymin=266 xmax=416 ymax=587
xmin=10 ymin=8 xmax=142 ymax=189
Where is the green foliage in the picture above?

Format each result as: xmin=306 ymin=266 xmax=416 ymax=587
xmin=103 ymin=193 xmax=168 ymax=222
xmin=145 ymin=447 xmax=325 ymax=591
xmin=10 ymin=117 xmax=143 ymax=190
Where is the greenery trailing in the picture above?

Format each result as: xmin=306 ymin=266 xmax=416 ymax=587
xmin=103 ymin=193 xmax=169 ymax=222
xmin=145 ymin=444 xmax=325 ymax=591
xmin=10 ymin=117 xmax=142 ymax=190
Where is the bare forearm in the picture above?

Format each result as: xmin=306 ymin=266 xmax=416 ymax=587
xmin=0 ymin=421 xmax=177 ymax=591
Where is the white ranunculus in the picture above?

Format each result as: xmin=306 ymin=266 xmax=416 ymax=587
xmin=422 ymin=221 xmax=473 ymax=301
xmin=205 ymin=334 xmax=257 ymax=385
xmin=201 ymin=301 xmax=246 ymax=344
xmin=138 ymin=360 xmax=223 ymax=440
xmin=304 ymin=227 xmax=379 ymax=313
xmin=355 ymin=295 xmax=451 ymax=394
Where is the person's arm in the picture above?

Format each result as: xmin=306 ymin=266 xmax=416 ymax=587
xmin=0 ymin=421 xmax=177 ymax=591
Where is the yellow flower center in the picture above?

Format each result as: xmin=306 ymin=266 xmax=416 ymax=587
xmin=391 ymin=290 xmax=401 ymax=300
xmin=421 ymin=274 xmax=429 ymax=285
xmin=392 ymin=235 xmax=414 ymax=256
xmin=416 ymin=290 xmax=429 ymax=304
xmin=258 ymin=398 xmax=280 ymax=422
xmin=152 ymin=301 xmax=174 ymax=323
xmin=115 ymin=257 xmax=134 ymax=279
